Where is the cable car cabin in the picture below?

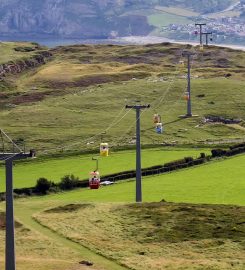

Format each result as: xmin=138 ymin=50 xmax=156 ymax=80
xmin=179 ymin=60 xmax=184 ymax=67
xmin=184 ymin=92 xmax=190 ymax=101
xmin=89 ymin=171 xmax=100 ymax=189
xmin=156 ymin=123 xmax=163 ymax=134
xmin=194 ymin=31 xmax=198 ymax=35
xmin=100 ymin=143 xmax=109 ymax=157
xmin=153 ymin=114 xmax=161 ymax=124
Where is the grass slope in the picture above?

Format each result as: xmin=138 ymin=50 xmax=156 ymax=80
xmin=0 ymin=210 xmax=127 ymax=270
xmin=0 ymin=147 xmax=208 ymax=190
xmin=0 ymin=43 xmax=244 ymax=153
xmin=0 ymin=154 xmax=244 ymax=270
xmin=0 ymin=42 xmax=44 ymax=64
xmin=0 ymin=212 xmax=87 ymax=270
xmin=34 ymin=202 xmax=245 ymax=270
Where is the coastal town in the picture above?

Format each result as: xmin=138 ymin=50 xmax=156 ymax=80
xmin=165 ymin=1 xmax=245 ymax=44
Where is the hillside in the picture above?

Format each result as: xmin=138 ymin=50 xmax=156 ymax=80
xmin=0 ymin=148 xmax=244 ymax=270
xmin=0 ymin=42 xmax=244 ymax=154
xmin=0 ymin=0 xmax=235 ymax=39
xmin=33 ymin=202 xmax=245 ymax=270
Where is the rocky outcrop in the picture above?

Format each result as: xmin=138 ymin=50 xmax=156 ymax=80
xmin=0 ymin=0 xmax=154 ymax=38
xmin=0 ymin=51 xmax=52 ymax=80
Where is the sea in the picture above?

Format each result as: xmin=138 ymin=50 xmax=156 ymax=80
xmin=1 ymin=35 xmax=245 ymax=51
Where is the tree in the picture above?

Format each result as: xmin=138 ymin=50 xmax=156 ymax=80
xmin=59 ymin=174 xmax=80 ymax=190
xmin=35 ymin=178 xmax=52 ymax=194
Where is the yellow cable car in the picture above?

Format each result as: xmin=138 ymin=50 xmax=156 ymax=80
xmin=179 ymin=60 xmax=184 ymax=67
xmin=100 ymin=143 xmax=109 ymax=157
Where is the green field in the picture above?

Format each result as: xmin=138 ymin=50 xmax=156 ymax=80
xmin=148 ymin=5 xmax=196 ymax=35
xmin=148 ymin=12 xmax=192 ymax=28
xmin=15 ymin=154 xmax=245 ymax=206
xmin=0 ymin=147 xmax=208 ymax=190
xmin=148 ymin=5 xmax=195 ymax=29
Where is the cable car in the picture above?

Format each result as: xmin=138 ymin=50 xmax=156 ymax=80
xmin=194 ymin=30 xmax=198 ymax=35
xmin=100 ymin=143 xmax=109 ymax=156
xmin=179 ymin=60 xmax=184 ymax=67
xmin=184 ymin=92 xmax=190 ymax=101
xmin=156 ymin=123 xmax=163 ymax=134
xmin=153 ymin=114 xmax=161 ymax=124
xmin=89 ymin=171 xmax=100 ymax=189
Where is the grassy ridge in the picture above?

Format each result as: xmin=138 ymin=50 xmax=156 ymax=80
xmin=0 ymin=42 xmax=44 ymax=64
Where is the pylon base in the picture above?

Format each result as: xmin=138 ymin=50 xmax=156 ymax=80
xmin=179 ymin=114 xmax=199 ymax=118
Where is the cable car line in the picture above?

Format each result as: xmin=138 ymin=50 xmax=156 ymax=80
xmin=39 ymin=107 xmax=133 ymax=155
xmin=18 ymin=44 xmax=200 ymax=156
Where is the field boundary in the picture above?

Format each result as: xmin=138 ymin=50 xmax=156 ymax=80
xmin=0 ymin=143 xmax=244 ymax=200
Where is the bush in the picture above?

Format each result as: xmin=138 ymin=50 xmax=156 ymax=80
xmin=199 ymin=153 xmax=206 ymax=159
xmin=211 ymin=149 xmax=227 ymax=157
xmin=35 ymin=178 xmax=53 ymax=194
xmin=59 ymin=174 xmax=80 ymax=190
xmin=0 ymin=193 xmax=5 ymax=202
xmin=230 ymin=143 xmax=245 ymax=150
xmin=226 ymin=147 xmax=245 ymax=157
xmin=14 ymin=46 xmax=35 ymax=52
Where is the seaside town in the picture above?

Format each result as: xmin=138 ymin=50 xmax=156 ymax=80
xmin=165 ymin=1 xmax=245 ymax=44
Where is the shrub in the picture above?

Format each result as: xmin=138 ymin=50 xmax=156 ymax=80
xmin=35 ymin=178 xmax=52 ymax=194
xmin=59 ymin=174 xmax=80 ymax=190
xmin=0 ymin=193 xmax=5 ymax=202
xmin=184 ymin=157 xmax=194 ymax=163
xmin=230 ymin=143 xmax=245 ymax=150
xmin=199 ymin=153 xmax=206 ymax=159
xmin=211 ymin=149 xmax=227 ymax=157
xmin=14 ymin=46 xmax=35 ymax=52
xmin=226 ymin=147 xmax=245 ymax=157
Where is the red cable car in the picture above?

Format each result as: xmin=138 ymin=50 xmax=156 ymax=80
xmin=89 ymin=171 xmax=100 ymax=189
xmin=184 ymin=92 xmax=190 ymax=101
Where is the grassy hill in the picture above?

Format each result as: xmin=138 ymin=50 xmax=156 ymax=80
xmin=0 ymin=41 xmax=244 ymax=270
xmin=0 ymin=42 xmax=244 ymax=154
xmin=0 ymin=153 xmax=244 ymax=270
xmin=34 ymin=202 xmax=245 ymax=270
